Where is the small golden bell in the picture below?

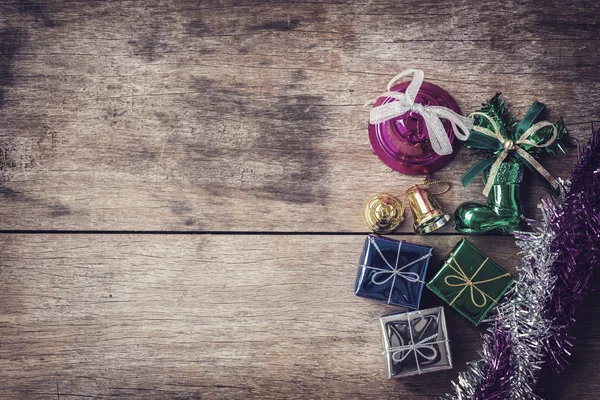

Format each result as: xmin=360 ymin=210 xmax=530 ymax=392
xmin=364 ymin=194 xmax=404 ymax=234
xmin=406 ymin=186 xmax=451 ymax=234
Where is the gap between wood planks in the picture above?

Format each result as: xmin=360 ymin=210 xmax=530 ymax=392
xmin=0 ymin=230 xmax=505 ymax=236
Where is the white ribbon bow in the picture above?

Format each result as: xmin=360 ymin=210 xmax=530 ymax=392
xmin=367 ymin=69 xmax=473 ymax=156
xmin=361 ymin=236 xmax=431 ymax=304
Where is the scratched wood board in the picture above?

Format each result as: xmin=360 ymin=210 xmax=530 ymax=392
xmin=0 ymin=0 xmax=598 ymax=231
xmin=0 ymin=234 xmax=598 ymax=399
xmin=0 ymin=233 xmax=592 ymax=400
xmin=0 ymin=1 xmax=599 ymax=399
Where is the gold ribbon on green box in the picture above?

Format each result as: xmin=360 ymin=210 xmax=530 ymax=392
xmin=426 ymin=238 xmax=514 ymax=326
xmin=443 ymin=254 xmax=510 ymax=308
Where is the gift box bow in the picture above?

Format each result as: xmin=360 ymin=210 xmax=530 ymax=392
xmin=384 ymin=315 xmax=445 ymax=368
xmin=443 ymin=253 xmax=511 ymax=308
xmin=460 ymin=101 xmax=561 ymax=196
xmin=361 ymin=236 xmax=432 ymax=304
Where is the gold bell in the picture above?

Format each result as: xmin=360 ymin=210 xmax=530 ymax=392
xmin=406 ymin=185 xmax=451 ymax=234
xmin=364 ymin=194 xmax=404 ymax=234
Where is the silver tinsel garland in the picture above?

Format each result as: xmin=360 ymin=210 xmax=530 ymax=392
xmin=440 ymin=194 xmax=563 ymax=400
xmin=442 ymin=124 xmax=600 ymax=399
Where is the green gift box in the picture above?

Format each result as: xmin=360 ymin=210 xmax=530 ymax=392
xmin=426 ymin=239 xmax=513 ymax=326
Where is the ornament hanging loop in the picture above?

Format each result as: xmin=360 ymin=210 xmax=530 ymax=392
xmin=413 ymin=177 xmax=451 ymax=196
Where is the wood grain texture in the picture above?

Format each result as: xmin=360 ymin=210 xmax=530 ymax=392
xmin=0 ymin=234 xmax=522 ymax=399
xmin=1 ymin=1 xmax=599 ymax=399
xmin=0 ymin=233 xmax=597 ymax=399
xmin=0 ymin=0 xmax=597 ymax=231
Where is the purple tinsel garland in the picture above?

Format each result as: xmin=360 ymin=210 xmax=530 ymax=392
xmin=443 ymin=125 xmax=600 ymax=400
xmin=472 ymin=326 xmax=513 ymax=399
xmin=544 ymin=125 xmax=600 ymax=372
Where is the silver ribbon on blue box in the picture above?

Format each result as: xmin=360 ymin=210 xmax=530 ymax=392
xmin=355 ymin=235 xmax=432 ymax=309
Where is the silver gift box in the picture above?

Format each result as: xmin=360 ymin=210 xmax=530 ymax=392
xmin=379 ymin=306 xmax=453 ymax=379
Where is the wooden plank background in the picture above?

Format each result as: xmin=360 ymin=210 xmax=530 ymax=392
xmin=0 ymin=0 xmax=599 ymax=398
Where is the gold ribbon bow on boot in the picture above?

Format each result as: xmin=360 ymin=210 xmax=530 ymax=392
xmin=471 ymin=112 xmax=559 ymax=197
xmin=459 ymin=97 xmax=569 ymax=197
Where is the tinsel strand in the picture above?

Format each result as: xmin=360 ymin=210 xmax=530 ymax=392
xmin=544 ymin=125 xmax=600 ymax=371
xmin=441 ymin=125 xmax=600 ymax=400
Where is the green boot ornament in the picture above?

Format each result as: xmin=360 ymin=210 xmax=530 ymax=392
xmin=454 ymin=94 xmax=571 ymax=235
xmin=455 ymin=161 xmax=524 ymax=234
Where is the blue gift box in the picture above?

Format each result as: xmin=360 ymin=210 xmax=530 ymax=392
xmin=355 ymin=235 xmax=432 ymax=309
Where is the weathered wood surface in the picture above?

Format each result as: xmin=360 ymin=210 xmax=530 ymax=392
xmin=0 ymin=234 xmax=598 ymax=400
xmin=0 ymin=234 xmax=522 ymax=399
xmin=1 ymin=1 xmax=600 ymax=399
xmin=0 ymin=0 xmax=598 ymax=231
